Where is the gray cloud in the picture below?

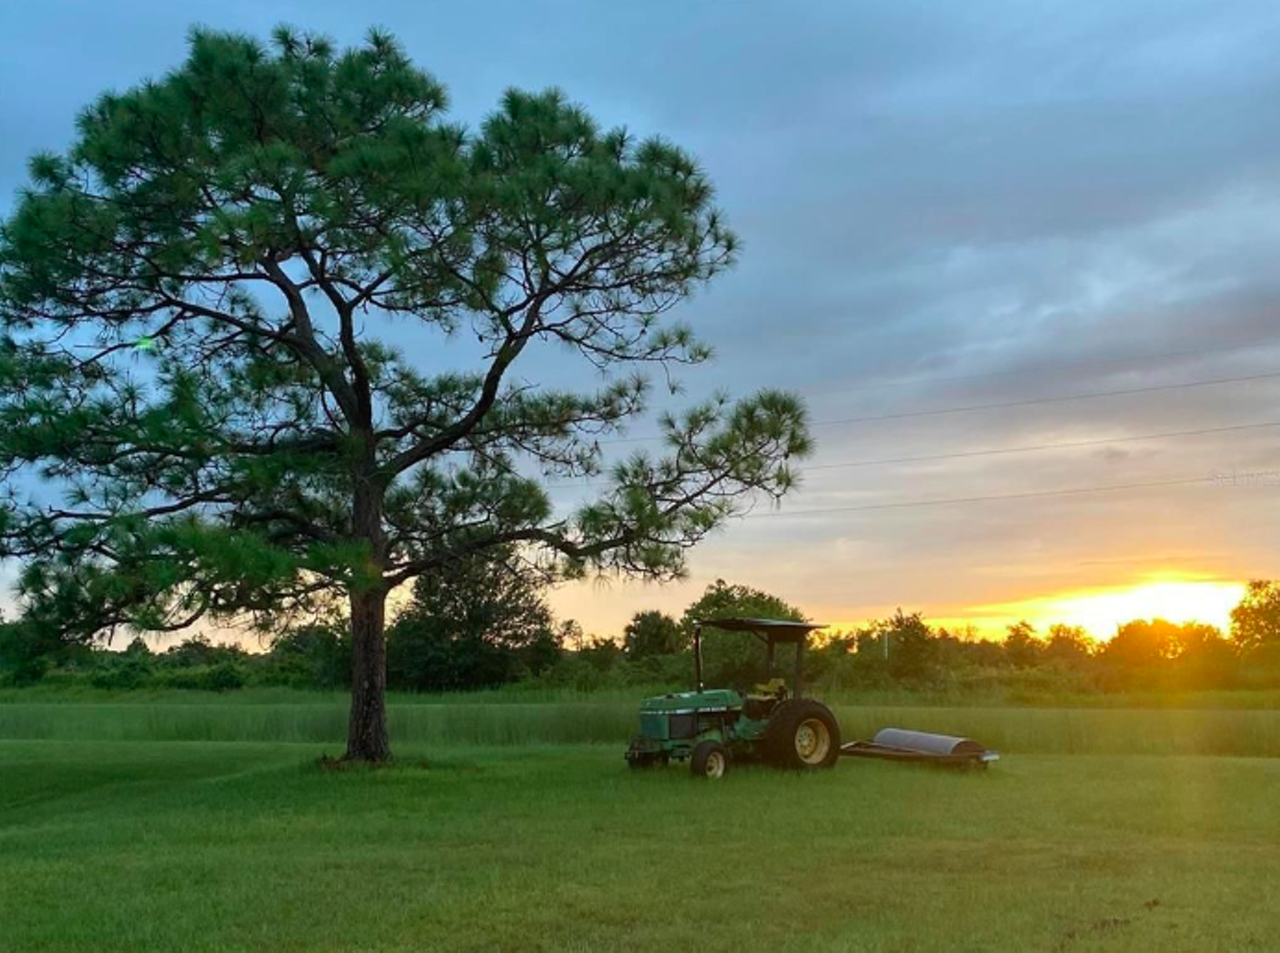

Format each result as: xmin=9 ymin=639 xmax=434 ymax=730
xmin=3 ymin=0 xmax=1280 ymax=634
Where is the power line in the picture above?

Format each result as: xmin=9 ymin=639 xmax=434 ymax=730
xmin=548 ymin=419 xmax=1280 ymax=489
xmin=598 ymin=370 xmax=1280 ymax=445
xmin=813 ymin=370 xmax=1280 ymax=427
xmin=803 ymin=420 xmax=1280 ymax=472
xmin=557 ymin=342 xmax=1280 ymax=531
xmin=814 ymin=335 xmax=1280 ymax=395
xmin=741 ymin=476 xmax=1213 ymax=519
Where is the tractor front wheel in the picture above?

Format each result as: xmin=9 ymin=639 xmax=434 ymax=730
xmin=690 ymin=740 xmax=730 ymax=779
xmin=765 ymin=700 xmax=841 ymax=770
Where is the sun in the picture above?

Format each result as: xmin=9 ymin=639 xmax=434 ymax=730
xmin=957 ymin=575 xmax=1246 ymax=640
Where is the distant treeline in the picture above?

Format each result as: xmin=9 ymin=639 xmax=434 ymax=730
xmin=4 ymin=570 xmax=1280 ymax=697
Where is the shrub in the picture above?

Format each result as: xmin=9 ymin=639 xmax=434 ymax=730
xmin=90 ymin=657 xmax=153 ymax=691
xmin=204 ymin=662 xmax=246 ymax=693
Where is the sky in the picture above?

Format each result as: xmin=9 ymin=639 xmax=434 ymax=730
xmin=3 ymin=1 xmax=1280 ymax=641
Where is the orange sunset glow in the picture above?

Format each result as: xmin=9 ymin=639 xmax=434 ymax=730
xmin=935 ymin=575 xmax=1248 ymax=641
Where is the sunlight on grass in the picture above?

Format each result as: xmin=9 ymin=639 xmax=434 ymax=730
xmin=0 ymin=741 xmax=1275 ymax=952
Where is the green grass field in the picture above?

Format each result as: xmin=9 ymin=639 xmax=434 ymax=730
xmin=2 ymin=699 xmax=1278 ymax=951
xmin=4 ymin=694 xmax=1280 ymax=755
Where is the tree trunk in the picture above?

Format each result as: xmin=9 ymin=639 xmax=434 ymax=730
xmin=345 ymin=585 xmax=391 ymax=762
xmin=345 ymin=464 xmax=391 ymax=763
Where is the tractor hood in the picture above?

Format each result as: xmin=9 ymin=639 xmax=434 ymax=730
xmin=640 ymin=689 xmax=742 ymax=712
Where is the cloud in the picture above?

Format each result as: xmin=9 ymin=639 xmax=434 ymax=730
xmin=4 ymin=0 xmax=1280 ymax=637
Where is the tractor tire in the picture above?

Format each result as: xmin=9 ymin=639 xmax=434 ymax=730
xmin=764 ymin=700 xmax=841 ymax=770
xmin=690 ymin=740 xmax=730 ymax=779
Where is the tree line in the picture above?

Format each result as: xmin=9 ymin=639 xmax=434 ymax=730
xmin=6 ymin=568 xmax=1280 ymax=696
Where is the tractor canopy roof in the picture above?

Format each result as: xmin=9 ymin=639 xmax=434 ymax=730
xmin=696 ymin=618 xmax=826 ymax=643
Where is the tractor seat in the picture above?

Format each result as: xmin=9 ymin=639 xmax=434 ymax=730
xmin=751 ymin=678 xmax=789 ymax=700
xmin=742 ymin=679 xmax=788 ymax=720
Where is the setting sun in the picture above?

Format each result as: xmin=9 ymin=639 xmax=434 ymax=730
xmin=962 ymin=575 xmax=1248 ymax=640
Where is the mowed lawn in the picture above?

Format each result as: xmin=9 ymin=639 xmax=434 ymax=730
xmin=1 ymin=739 xmax=1278 ymax=952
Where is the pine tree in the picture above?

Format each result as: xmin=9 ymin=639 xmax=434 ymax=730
xmin=0 ymin=28 xmax=810 ymax=760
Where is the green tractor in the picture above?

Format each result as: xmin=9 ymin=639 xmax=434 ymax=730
xmin=625 ymin=618 xmax=841 ymax=778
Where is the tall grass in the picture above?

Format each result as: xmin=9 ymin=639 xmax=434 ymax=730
xmin=7 ymin=683 xmax=1280 ymax=708
xmin=0 ymin=702 xmax=634 ymax=746
xmin=0 ymin=685 xmax=661 ymax=706
xmin=831 ymin=706 xmax=1280 ymax=757
xmin=1 ymin=699 xmax=1279 ymax=755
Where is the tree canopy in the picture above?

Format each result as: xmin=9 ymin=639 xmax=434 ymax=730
xmin=1002 ymin=620 xmax=1042 ymax=669
xmin=387 ymin=544 xmax=560 ymax=691
xmin=0 ymin=28 xmax=811 ymax=759
xmin=1230 ymin=580 xmax=1280 ymax=654
xmin=681 ymin=579 xmax=806 ymax=685
xmin=622 ymin=609 xmax=685 ymax=659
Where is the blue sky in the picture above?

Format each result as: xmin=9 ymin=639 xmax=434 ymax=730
xmin=4 ymin=1 xmax=1280 ymax=637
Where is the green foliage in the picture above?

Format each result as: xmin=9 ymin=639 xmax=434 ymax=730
xmin=0 ymin=618 xmax=49 ymax=685
xmin=804 ymin=610 xmax=944 ymax=688
xmin=0 ymin=614 xmax=92 ymax=685
xmin=1100 ymin=618 xmax=1180 ymax=677
xmin=1231 ymin=580 xmax=1280 ymax=653
xmin=261 ymin=624 xmax=350 ymax=690
xmin=90 ymin=655 xmax=153 ymax=690
xmin=621 ymin=610 xmax=685 ymax=659
xmin=576 ymin=637 xmax=625 ymax=674
xmin=619 ymin=651 xmax=696 ymax=687
xmin=122 ymin=636 xmax=153 ymax=659
xmin=1170 ymin=623 xmax=1238 ymax=690
xmin=1003 ymin=620 xmax=1043 ymax=669
xmin=9 ymin=576 xmax=1280 ymax=698
xmin=678 ymin=578 xmax=805 ymax=686
xmin=877 ymin=609 xmax=938 ymax=683
xmin=386 ymin=547 xmax=561 ymax=691
xmin=0 ymin=630 xmax=255 ymax=692
xmin=1043 ymin=624 xmax=1096 ymax=666
xmin=0 ymin=24 xmax=810 ymax=724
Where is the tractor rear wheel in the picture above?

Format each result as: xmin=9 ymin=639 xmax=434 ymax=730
xmin=690 ymin=740 xmax=730 ymax=779
xmin=764 ymin=700 xmax=841 ymax=770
